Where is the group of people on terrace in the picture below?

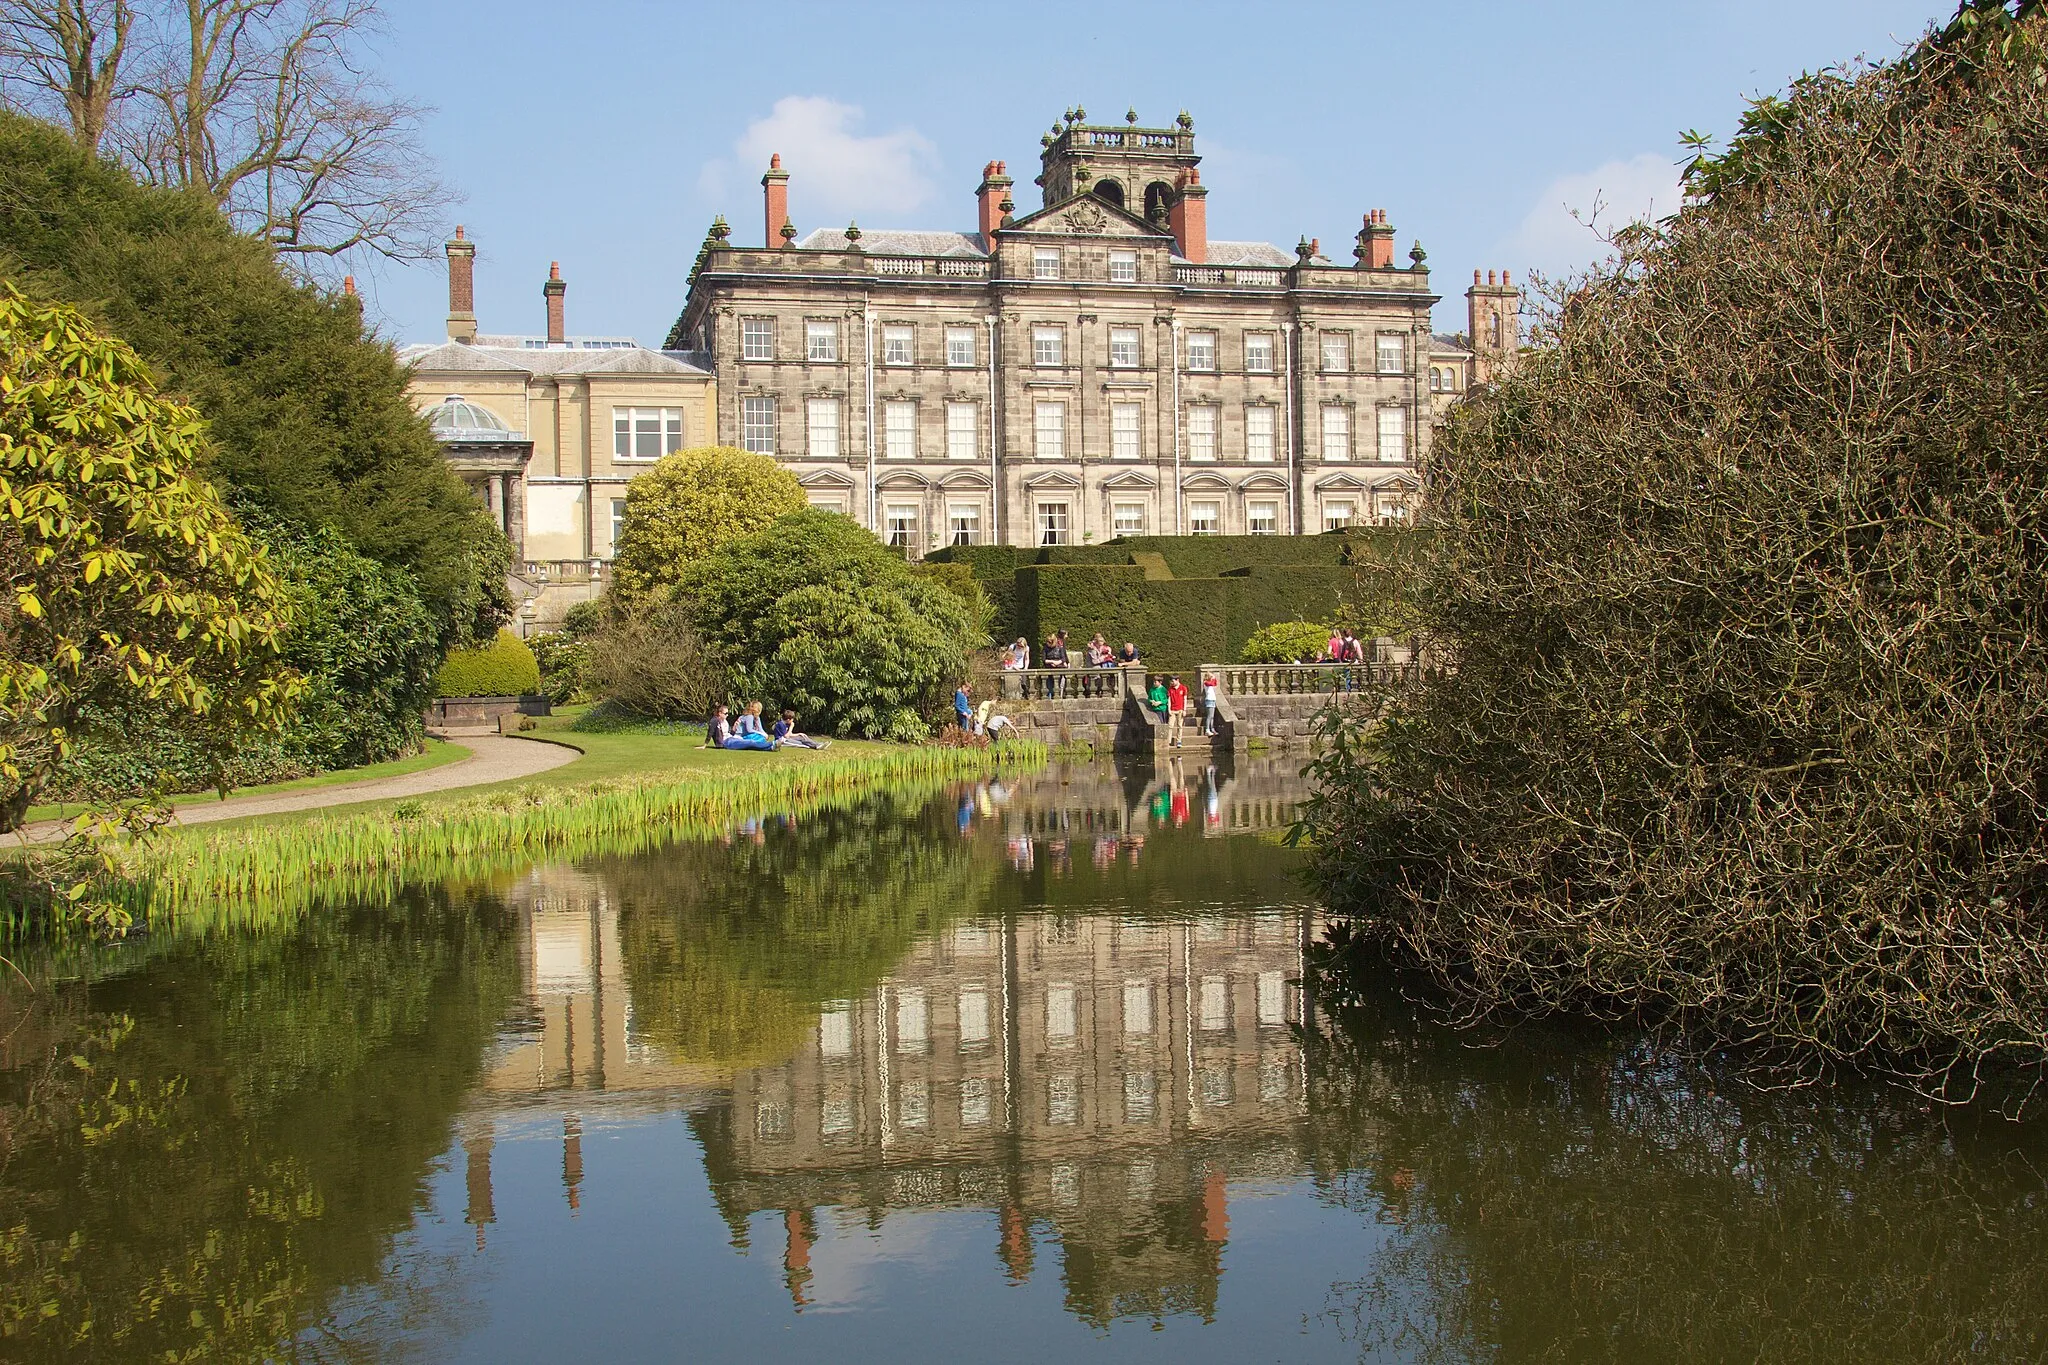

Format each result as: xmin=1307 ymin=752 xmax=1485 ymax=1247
xmin=999 ymin=631 xmax=1141 ymax=672
xmin=704 ymin=701 xmax=831 ymax=751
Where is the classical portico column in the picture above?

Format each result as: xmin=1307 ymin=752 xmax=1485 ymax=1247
xmin=484 ymin=473 xmax=503 ymax=527
xmin=503 ymin=472 xmax=526 ymax=563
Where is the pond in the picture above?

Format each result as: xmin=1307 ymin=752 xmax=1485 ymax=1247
xmin=2 ymin=756 xmax=2045 ymax=1362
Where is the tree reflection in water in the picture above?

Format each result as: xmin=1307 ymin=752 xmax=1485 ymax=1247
xmin=1302 ymin=978 xmax=2048 ymax=1363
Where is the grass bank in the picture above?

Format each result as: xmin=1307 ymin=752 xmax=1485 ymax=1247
xmin=107 ymin=740 xmax=1047 ymax=931
xmin=23 ymin=737 xmax=472 ymax=824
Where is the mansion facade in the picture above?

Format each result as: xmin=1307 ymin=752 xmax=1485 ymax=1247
xmin=402 ymin=108 xmax=1520 ymax=626
xmin=668 ymin=109 xmax=1519 ymax=550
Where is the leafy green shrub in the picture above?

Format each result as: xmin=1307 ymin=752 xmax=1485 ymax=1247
xmin=432 ymin=630 xmax=540 ymax=698
xmin=529 ymin=632 xmax=591 ymax=705
xmin=678 ymin=510 xmax=987 ymax=740
xmin=610 ymin=446 xmax=807 ymax=607
xmin=1239 ymin=620 xmax=1334 ymax=664
xmin=1303 ymin=11 xmax=2048 ymax=1083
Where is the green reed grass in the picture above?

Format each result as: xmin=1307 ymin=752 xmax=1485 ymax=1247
xmin=103 ymin=742 xmax=1047 ymax=933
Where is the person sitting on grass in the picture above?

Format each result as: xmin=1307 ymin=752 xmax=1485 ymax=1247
xmin=772 ymin=709 xmax=830 ymax=749
xmin=722 ymin=701 xmax=777 ymax=751
xmin=705 ymin=704 xmax=732 ymax=749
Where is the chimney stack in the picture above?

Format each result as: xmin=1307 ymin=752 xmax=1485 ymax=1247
xmin=445 ymin=225 xmax=477 ymax=343
xmin=544 ymin=261 xmax=566 ymax=346
xmin=763 ymin=153 xmax=790 ymax=249
xmin=1355 ymin=210 xmax=1397 ymax=270
xmin=1168 ymin=167 xmax=1207 ymax=265
xmin=977 ymin=160 xmax=1014 ymax=245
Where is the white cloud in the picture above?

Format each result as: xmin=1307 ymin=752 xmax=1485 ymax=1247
xmin=700 ymin=96 xmax=940 ymax=229
xmin=1497 ymin=152 xmax=1685 ymax=280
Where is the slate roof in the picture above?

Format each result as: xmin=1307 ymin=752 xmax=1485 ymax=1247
xmin=1430 ymin=332 xmax=1474 ymax=356
xmin=1206 ymin=240 xmax=1297 ymax=268
xmin=399 ymin=341 xmax=713 ymax=376
xmin=796 ymin=228 xmax=988 ymax=256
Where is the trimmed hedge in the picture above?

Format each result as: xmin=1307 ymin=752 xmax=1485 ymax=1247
xmin=929 ymin=530 xmax=1411 ymax=666
xmin=432 ymin=629 xmax=540 ymax=698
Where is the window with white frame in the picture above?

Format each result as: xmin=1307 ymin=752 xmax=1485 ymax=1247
xmin=809 ymin=494 xmax=847 ymax=515
xmin=1323 ymin=498 xmax=1356 ymax=531
xmin=1245 ymin=406 xmax=1275 ymax=463
xmin=1189 ymin=499 xmax=1221 ymax=535
xmin=1109 ymin=326 xmax=1140 ymax=369
xmin=1034 ymin=401 xmax=1065 ymax=459
xmin=1188 ymin=404 xmax=1218 ymax=462
xmin=945 ymin=401 xmax=978 ymax=461
xmin=1038 ymin=501 xmax=1070 ymax=545
xmin=1113 ymin=501 xmax=1146 ymax=537
xmin=1111 ymin=403 xmax=1142 ymax=461
xmin=1377 ymin=406 xmax=1407 ymax=461
xmin=741 ymin=396 xmax=777 ymax=453
xmin=609 ymin=498 xmax=627 ymax=551
xmin=1109 ymin=250 xmax=1138 ymax=282
xmin=1244 ymin=332 xmax=1274 ymax=373
xmin=1186 ymin=330 xmax=1216 ymax=371
xmin=805 ymin=319 xmax=839 ymax=362
xmin=613 ymin=407 xmax=684 ymax=460
xmin=884 ymin=400 xmax=916 ymax=460
xmin=1322 ymin=405 xmax=1351 ymax=461
xmin=946 ymin=326 xmax=976 ymax=367
xmin=883 ymin=325 xmax=914 ymax=366
xmin=885 ymin=503 xmax=918 ymax=549
xmin=1033 ymin=326 xmax=1064 ymax=367
xmin=806 ymin=397 xmax=840 ymax=458
xmin=949 ymin=503 xmax=981 ymax=545
xmin=1376 ymin=491 xmax=1412 ymax=523
xmin=741 ymin=317 xmax=775 ymax=361
xmin=1377 ymin=333 xmax=1406 ymax=375
xmin=1247 ymin=499 xmax=1279 ymax=534
xmin=1321 ymin=330 xmax=1350 ymax=373
xmin=1033 ymin=247 xmax=1061 ymax=280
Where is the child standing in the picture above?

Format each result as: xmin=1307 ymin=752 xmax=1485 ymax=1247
xmin=1166 ymin=676 xmax=1190 ymax=749
xmin=1201 ymin=672 xmax=1220 ymax=736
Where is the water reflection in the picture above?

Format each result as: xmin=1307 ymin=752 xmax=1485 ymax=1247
xmin=5 ymin=755 xmax=2047 ymax=1362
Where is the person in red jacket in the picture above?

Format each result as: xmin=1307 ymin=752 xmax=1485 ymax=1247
xmin=1166 ymin=675 xmax=1191 ymax=749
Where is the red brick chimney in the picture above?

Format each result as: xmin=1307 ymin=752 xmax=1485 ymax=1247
xmin=1356 ymin=209 xmax=1396 ymax=270
xmin=977 ymin=160 xmax=1013 ymax=245
xmin=445 ymin=225 xmax=476 ymax=343
xmin=543 ymin=261 xmax=566 ymax=345
xmin=1169 ymin=168 xmax=1207 ymax=264
xmin=763 ymin=152 xmax=790 ymax=248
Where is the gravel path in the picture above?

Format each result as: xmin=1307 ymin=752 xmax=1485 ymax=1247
xmin=16 ymin=732 xmax=582 ymax=842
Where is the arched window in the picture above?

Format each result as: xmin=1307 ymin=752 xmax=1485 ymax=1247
xmin=1143 ymin=181 xmax=1174 ymax=226
xmin=1093 ymin=179 xmax=1125 ymax=210
xmin=1488 ymin=314 xmax=1502 ymax=348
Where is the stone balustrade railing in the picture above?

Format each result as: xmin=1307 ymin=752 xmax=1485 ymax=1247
xmin=998 ymin=660 xmax=1424 ymax=704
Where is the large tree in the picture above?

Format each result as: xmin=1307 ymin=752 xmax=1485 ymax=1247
xmin=1302 ymin=5 xmax=2048 ymax=1087
xmin=0 ymin=0 xmax=446 ymax=269
xmin=0 ymin=287 xmax=299 ymax=831
xmin=0 ymin=108 xmax=507 ymax=652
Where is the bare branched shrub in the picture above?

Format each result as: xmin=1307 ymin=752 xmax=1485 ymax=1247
xmin=1303 ymin=11 xmax=2048 ymax=1096
xmin=583 ymin=598 xmax=727 ymax=722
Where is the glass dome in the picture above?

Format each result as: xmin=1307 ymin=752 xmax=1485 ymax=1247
xmin=423 ymin=394 xmax=519 ymax=441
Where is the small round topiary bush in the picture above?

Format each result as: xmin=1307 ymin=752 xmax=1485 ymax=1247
xmin=1239 ymin=619 xmax=1333 ymax=664
xmin=432 ymin=629 xmax=540 ymax=698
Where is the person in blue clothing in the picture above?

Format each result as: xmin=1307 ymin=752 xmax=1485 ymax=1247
xmin=723 ymin=700 xmax=777 ymax=750
xmin=772 ymin=709 xmax=829 ymax=749
xmin=954 ymin=681 xmax=973 ymax=732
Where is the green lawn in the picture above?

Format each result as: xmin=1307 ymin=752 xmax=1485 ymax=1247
xmin=207 ymin=709 xmax=894 ymax=832
xmin=24 ymin=736 xmax=473 ymax=824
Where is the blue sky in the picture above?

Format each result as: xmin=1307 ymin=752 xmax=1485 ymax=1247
xmin=363 ymin=0 xmax=1947 ymax=345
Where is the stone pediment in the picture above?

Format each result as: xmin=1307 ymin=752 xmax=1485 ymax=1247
xmin=798 ymin=468 xmax=857 ymax=489
xmin=1003 ymin=194 xmax=1172 ymax=241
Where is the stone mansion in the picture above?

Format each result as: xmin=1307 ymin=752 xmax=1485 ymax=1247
xmin=404 ymin=108 xmax=1520 ymax=607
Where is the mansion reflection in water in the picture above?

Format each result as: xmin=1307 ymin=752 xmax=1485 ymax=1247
xmin=463 ymin=759 xmax=1318 ymax=1325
